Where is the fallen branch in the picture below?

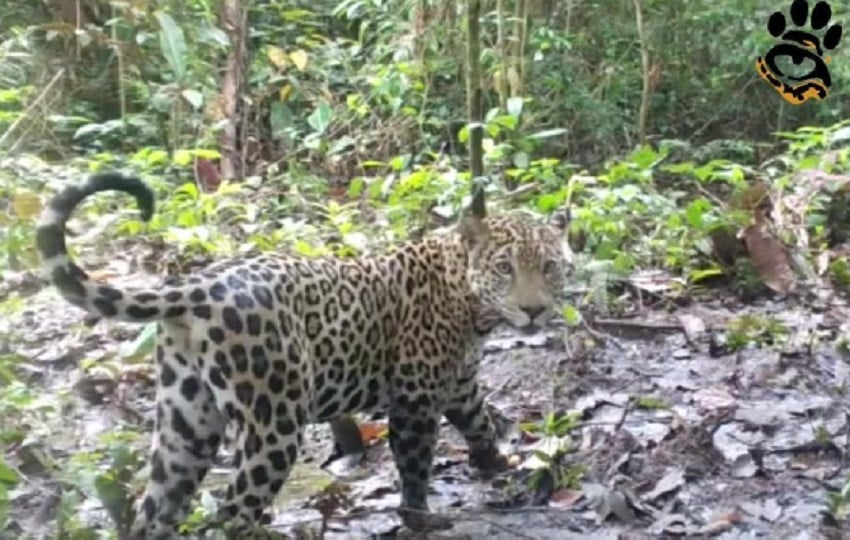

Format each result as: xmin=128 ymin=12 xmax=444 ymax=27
xmin=0 ymin=68 xmax=65 ymax=152
xmin=589 ymin=317 xmax=683 ymax=333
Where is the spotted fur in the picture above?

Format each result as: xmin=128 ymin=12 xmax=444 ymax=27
xmin=37 ymin=172 xmax=570 ymax=539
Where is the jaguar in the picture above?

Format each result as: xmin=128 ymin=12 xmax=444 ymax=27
xmin=36 ymin=172 xmax=571 ymax=539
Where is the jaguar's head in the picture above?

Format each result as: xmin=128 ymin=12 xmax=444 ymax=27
xmin=459 ymin=211 xmax=572 ymax=333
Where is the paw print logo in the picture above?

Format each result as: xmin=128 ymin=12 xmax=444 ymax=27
xmin=755 ymin=0 xmax=843 ymax=104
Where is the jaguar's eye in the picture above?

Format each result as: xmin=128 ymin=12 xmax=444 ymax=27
xmin=495 ymin=261 xmax=513 ymax=274
xmin=543 ymin=260 xmax=559 ymax=274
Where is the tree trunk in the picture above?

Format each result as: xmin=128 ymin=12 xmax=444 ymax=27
xmin=466 ymin=0 xmax=486 ymax=218
xmin=220 ymin=0 xmax=248 ymax=181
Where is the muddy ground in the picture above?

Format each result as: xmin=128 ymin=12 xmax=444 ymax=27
xmin=5 ymin=270 xmax=850 ymax=539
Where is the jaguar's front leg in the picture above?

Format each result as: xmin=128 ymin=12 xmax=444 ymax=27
xmin=444 ymin=373 xmax=508 ymax=475
xmin=387 ymin=390 xmax=452 ymax=531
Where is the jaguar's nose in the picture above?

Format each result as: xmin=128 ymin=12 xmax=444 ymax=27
xmin=520 ymin=305 xmax=546 ymax=320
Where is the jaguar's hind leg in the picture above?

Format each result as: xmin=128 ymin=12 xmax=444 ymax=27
xmin=130 ymin=346 xmax=225 ymax=539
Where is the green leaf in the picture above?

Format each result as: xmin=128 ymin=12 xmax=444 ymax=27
xmin=173 ymin=150 xmax=193 ymax=167
xmin=181 ymin=89 xmax=203 ymax=110
xmin=529 ymin=128 xmax=567 ymax=139
xmin=0 ymin=459 xmax=19 ymax=486
xmin=513 ymin=151 xmax=529 ymax=169
xmin=684 ymin=198 xmax=712 ymax=230
xmin=199 ymin=26 xmax=230 ymax=47
xmin=270 ymin=102 xmax=294 ymax=141
xmin=562 ymin=305 xmax=582 ymax=326
xmin=630 ymin=145 xmax=659 ymax=169
xmin=689 ymin=267 xmax=725 ymax=283
xmin=348 ymin=178 xmax=365 ymax=197
xmin=307 ymin=101 xmax=333 ymax=134
xmin=491 ymin=114 xmax=517 ymax=131
xmin=155 ymin=12 xmax=187 ymax=81
xmin=507 ymin=96 xmax=523 ymax=118
xmin=661 ymin=162 xmax=695 ymax=175
xmin=120 ymin=323 xmax=157 ymax=362
xmin=536 ymin=193 xmax=561 ymax=212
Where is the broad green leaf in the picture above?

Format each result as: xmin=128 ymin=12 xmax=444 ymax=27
xmin=270 ymin=102 xmax=294 ymax=140
xmin=661 ymin=162 xmax=695 ymax=175
xmin=173 ymin=150 xmax=193 ymax=167
xmin=307 ymin=101 xmax=333 ymax=134
xmin=348 ymin=178 xmax=365 ymax=197
xmin=685 ymin=198 xmax=712 ymax=230
xmin=155 ymin=12 xmax=187 ymax=81
xmin=630 ymin=145 xmax=659 ymax=169
xmin=0 ymin=459 xmax=19 ymax=485
xmin=513 ymin=151 xmax=529 ymax=169
xmin=535 ymin=193 xmax=561 ymax=212
xmin=491 ymin=114 xmax=517 ymax=131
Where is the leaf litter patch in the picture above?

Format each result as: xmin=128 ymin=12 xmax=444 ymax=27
xmin=293 ymin=299 xmax=850 ymax=539
xmin=6 ymin=273 xmax=850 ymax=537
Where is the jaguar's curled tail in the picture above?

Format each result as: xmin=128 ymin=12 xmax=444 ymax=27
xmin=36 ymin=172 xmax=184 ymax=323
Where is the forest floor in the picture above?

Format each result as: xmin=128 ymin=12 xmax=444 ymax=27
xmin=5 ymin=257 xmax=850 ymax=539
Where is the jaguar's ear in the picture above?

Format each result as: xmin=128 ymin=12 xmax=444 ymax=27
xmin=548 ymin=207 xmax=570 ymax=234
xmin=457 ymin=214 xmax=490 ymax=249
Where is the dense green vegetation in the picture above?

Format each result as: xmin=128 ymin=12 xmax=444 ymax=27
xmin=2 ymin=0 xmax=850 ymax=537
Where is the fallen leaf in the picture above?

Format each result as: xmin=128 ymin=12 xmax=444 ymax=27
xmin=693 ymin=387 xmax=736 ymax=411
xmin=741 ymin=498 xmax=782 ymax=522
xmin=549 ymin=489 xmax=583 ymax=508
xmin=677 ymin=313 xmax=706 ymax=342
xmin=642 ymin=468 xmax=685 ymax=502
xmin=584 ymin=483 xmax=636 ymax=524
xmin=358 ymin=421 xmax=387 ymax=445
